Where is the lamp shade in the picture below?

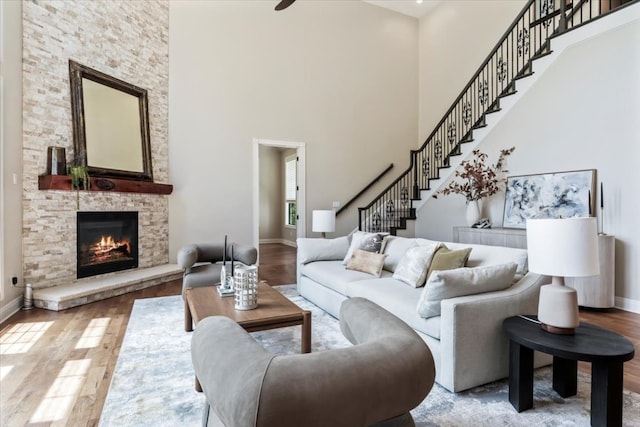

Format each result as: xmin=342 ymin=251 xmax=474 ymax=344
xmin=526 ymin=217 xmax=599 ymax=278
xmin=312 ymin=210 xmax=335 ymax=233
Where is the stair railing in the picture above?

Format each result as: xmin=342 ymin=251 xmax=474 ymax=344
xmin=335 ymin=163 xmax=394 ymax=217
xmin=359 ymin=0 xmax=635 ymax=234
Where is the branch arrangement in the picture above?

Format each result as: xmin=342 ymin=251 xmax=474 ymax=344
xmin=434 ymin=147 xmax=515 ymax=202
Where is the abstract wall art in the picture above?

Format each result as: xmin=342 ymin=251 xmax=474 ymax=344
xmin=502 ymin=169 xmax=596 ymax=229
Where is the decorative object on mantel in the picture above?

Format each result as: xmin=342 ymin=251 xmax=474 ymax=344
xmin=434 ymin=147 xmax=515 ymax=227
xmin=233 ymin=265 xmax=258 ymax=310
xmin=46 ymin=146 xmax=66 ymax=175
xmin=502 ymin=169 xmax=596 ymax=229
xmin=69 ymin=164 xmax=90 ymax=210
xmin=69 ymin=60 xmax=153 ymax=182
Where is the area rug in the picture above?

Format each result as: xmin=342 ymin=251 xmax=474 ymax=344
xmin=100 ymin=285 xmax=640 ymax=426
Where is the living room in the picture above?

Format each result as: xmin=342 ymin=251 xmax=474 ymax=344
xmin=1 ymin=0 xmax=639 ymax=425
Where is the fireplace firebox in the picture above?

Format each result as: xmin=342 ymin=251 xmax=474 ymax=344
xmin=77 ymin=211 xmax=138 ymax=279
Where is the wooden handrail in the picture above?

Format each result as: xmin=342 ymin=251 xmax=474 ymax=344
xmin=335 ymin=164 xmax=393 ymax=216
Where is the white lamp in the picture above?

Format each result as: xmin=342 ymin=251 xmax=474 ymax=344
xmin=312 ymin=210 xmax=335 ymax=238
xmin=526 ymin=217 xmax=599 ymax=335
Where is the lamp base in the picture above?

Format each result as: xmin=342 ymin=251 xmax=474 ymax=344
xmin=537 ymin=278 xmax=579 ymax=335
xmin=540 ymin=323 xmax=575 ymax=335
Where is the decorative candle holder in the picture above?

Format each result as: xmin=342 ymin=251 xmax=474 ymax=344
xmin=234 ymin=265 xmax=258 ymax=310
xmin=217 ymin=264 xmax=235 ymax=297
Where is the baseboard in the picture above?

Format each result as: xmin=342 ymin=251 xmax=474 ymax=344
xmin=259 ymin=238 xmax=297 ymax=248
xmin=0 ymin=295 xmax=23 ymax=325
xmin=615 ymin=296 xmax=640 ymax=314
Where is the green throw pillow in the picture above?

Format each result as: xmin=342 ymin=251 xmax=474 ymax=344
xmin=426 ymin=247 xmax=472 ymax=281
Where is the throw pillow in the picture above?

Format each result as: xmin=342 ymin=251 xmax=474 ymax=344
xmin=345 ymin=249 xmax=388 ymax=277
xmin=392 ymin=243 xmax=444 ymax=288
xmin=342 ymin=231 xmax=385 ymax=265
xmin=380 ymin=236 xmax=418 ymax=272
xmin=296 ymin=236 xmax=350 ymax=265
xmin=426 ymin=246 xmax=472 ymax=281
xmin=416 ymin=262 xmax=518 ymax=319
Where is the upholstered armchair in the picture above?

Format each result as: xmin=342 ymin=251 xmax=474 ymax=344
xmin=177 ymin=242 xmax=257 ymax=296
xmin=191 ymin=297 xmax=436 ymax=427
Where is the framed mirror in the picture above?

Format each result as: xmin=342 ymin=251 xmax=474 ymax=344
xmin=69 ymin=60 xmax=153 ymax=181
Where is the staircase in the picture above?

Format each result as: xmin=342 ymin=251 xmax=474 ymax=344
xmin=358 ymin=0 xmax=638 ymax=235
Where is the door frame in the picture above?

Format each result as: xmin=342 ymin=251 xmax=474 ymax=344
xmin=252 ymin=138 xmax=306 ymax=252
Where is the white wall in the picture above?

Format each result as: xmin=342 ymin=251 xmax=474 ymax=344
xmin=417 ymin=18 xmax=640 ymax=307
xmin=418 ymin=0 xmax=526 ymax=142
xmin=169 ymin=1 xmax=418 ymax=258
xmin=0 ymin=0 xmax=23 ymax=319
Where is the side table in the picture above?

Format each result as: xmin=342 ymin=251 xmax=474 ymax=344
xmin=503 ymin=316 xmax=634 ymax=427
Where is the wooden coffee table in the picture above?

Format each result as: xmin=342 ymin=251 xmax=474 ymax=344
xmin=185 ymin=281 xmax=311 ymax=390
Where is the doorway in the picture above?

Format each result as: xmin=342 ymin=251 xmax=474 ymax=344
xmin=253 ymin=139 xmax=306 ymax=257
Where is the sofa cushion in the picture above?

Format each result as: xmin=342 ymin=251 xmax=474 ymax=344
xmin=426 ymin=247 xmax=472 ymax=281
xmin=346 ymin=278 xmax=441 ymax=339
xmin=417 ymin=262 xmax=518 ymax=319
xmin=300 ymin=260 xmax=393 ymax=295
xmin=297 ymin=236 xmax=349 ymax=265
xmin=345 ymin=250 xmax=387 ymax=277
xmin=342 ymin=231 xmax=385 ymax=265
xmin=392 ymin=243 xmax=443 ymax=288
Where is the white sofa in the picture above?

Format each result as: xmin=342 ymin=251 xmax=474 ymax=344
xmin=296 ymin=234 xmax=551 ymax=393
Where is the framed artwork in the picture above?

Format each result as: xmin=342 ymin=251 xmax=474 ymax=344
xmin=502 ymin=169 xmax=596 ymax=229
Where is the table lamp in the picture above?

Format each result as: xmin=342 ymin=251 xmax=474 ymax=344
xmin=312 ymin=210 xmax=335 ymax=238
xmin=526 ymin=217 xmax=599 ymax=335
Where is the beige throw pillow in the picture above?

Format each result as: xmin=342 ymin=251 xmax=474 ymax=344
xmin=345 ymin=250 xmax=388 ymax=277
xmin=342 ymin=232 xmax=385 ymax=265
xmin=392 ymin=243 xmax=443 ymax=288
xmin=416 ymin=262 xmax=518 ymax=319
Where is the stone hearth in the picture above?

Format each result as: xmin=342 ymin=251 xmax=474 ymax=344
xmin=33 ymin=264 xmax=182 ymax=311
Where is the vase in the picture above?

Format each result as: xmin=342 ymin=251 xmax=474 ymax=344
xmin=465 ymin=200 xmax=482 ymax=227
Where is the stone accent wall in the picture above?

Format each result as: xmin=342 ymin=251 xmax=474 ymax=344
xmin=22 ymin=0 xmax=170 ymax=289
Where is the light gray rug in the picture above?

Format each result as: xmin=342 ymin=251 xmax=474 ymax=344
xmin=100 ymin=285 xmax=640 ymax=426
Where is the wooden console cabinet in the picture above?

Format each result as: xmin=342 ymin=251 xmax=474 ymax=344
xmin=453 ymin=227 xmax=615 ymax=308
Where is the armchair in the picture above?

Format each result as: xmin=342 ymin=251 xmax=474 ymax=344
xmin=177 ymin=242 xmax=257 ymax=296
xmin=191 ymin=297 xmax=435 ymax=427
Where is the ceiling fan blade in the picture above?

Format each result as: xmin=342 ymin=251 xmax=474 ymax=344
xmin=275 ymin=0 xmax=296 ymax=11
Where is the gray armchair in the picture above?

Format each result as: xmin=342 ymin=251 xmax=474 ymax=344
xmin=177 ymin=242 xmax=257 ymax=296
xmin=191 ymin=297 xmax=436 ymax=427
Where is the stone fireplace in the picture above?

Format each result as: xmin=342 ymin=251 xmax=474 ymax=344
xmin=77 ymin=211 xmax=139 ymax=279
xmin=21 ymin=1 xmax=180 ymax=311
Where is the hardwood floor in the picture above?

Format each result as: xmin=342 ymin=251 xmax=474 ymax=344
xmin=0 ymin=243 xmax=637 ymax=426
xmin=257 ymin=243 xmax=297 ymax=286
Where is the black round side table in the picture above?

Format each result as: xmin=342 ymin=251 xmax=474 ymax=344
xmin=503 ymin=315 xmax=634 ymax=427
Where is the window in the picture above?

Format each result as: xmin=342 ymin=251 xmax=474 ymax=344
xmin=285 ymin=155 xmax=297 ymax=226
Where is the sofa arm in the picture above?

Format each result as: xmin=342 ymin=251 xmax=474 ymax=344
xmin=191 ymin=316 xmax=274 ymax=426
xmin=177 ymin=244 xmax=200 ymax=270
xmin=296 ymin=237 xmax=349 ymax=283
xmin=438 ymin=273 xmax=549 ymax=392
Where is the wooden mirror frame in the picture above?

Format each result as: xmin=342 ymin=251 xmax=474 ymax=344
xmin=69 ymin=60 xmax=153 ymax=181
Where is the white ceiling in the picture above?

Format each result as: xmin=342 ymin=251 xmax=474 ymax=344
xmin=362 ymin=0 xmax=442 ymax=19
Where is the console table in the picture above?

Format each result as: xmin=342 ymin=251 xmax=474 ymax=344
xmin=453 ymin=227 xmax=615 ymax=308
xmin=503 ymin=316 xmax=634 ymax=427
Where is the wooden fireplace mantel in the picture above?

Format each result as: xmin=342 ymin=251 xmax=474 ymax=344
xmin=38 ymin=175 xmax=173 ymax=195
